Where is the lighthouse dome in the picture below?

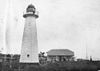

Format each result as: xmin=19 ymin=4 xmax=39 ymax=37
xmin=23 ymin=4 xmax=39 ymax=18
xmin=26 ymin=4 xmax=36 ymax=13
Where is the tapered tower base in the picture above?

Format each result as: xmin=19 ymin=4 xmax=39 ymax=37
xmin=20 ymin=4 xmax=39 ymax=64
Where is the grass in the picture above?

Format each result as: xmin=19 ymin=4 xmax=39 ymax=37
xmin=23 ymin=61 xmax=98 ymax=71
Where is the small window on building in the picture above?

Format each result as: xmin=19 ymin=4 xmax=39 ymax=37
xmin=27 ymin=54 xmax=30 ymax=58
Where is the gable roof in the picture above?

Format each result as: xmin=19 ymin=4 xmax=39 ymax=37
xmin=47 ymin=49 xmax=74 ymax=56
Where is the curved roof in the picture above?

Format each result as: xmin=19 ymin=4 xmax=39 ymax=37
xmin=47 ymin=49 xmax=74 ymax=56
xmin=27 ymin=4 xmax=35 ymax=9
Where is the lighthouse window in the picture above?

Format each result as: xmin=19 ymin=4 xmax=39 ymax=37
xmin=27 ymin=54 xmax=30 ymax=57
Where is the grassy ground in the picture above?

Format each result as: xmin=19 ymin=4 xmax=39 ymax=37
xmin=0 ymin=61 xmax=99 ymax=71
xmin=24 ymin=61 xmax=98 ymax=71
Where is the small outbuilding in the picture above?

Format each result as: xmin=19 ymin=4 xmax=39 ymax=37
xmin=47 ymin=49 xmax=74 ymax=62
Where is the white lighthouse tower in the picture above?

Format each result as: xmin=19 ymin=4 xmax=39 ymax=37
xmin=20 ymin=4 xmax=39 ymax=64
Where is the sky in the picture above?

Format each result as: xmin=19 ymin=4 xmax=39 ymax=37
xmin=0 ymin=0 xmax=100 ymax=60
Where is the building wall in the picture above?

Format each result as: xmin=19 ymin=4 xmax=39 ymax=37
xmin=47 ymin=55 xmax=74 ymax=62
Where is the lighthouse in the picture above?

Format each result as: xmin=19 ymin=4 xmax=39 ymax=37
xmin=20 ymin=4 xmax=39 ymax=64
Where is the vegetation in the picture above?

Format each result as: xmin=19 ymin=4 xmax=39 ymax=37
xmin=0 ymin=53 xmax=99 ymax=71
xmin=23 ymin=61 xmax=98 ymax=71
xmin=0 ymin=61 xmax=99 ymax=71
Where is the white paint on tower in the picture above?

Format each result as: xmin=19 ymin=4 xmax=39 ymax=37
xmin=20 ymin=4 xmax=39 ymax=63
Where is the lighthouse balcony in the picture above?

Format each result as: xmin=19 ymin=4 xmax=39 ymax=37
xmin=23 ymin=12 xmax=39 ymax=18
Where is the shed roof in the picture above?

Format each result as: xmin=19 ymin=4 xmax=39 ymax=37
xmin=47 ymin=49 xmax=74 ymax=56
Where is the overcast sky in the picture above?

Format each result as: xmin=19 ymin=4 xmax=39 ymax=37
xmin=0 ymin=0 xmax=100 ymax=60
